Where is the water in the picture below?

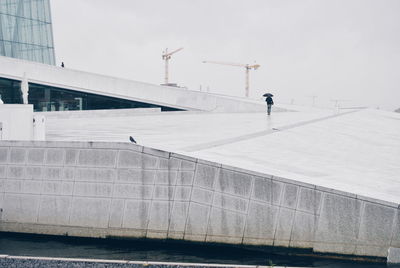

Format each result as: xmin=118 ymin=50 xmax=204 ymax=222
xmin=0 ymin=233 xmax=386 ymax=268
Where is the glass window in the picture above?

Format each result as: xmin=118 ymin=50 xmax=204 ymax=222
xmin=0 ymin=0 xmax=56 ymax=65
xmin=0 ymin=77 xmax=183 ymax=112
xmin=0 ymin=77 xmax=22 ymax=104
xmin=27 ymin=82 xmax=183 ymax=112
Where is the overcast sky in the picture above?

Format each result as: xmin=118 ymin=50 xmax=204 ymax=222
xmin=51 ymin=0 xmax=400 ymax=111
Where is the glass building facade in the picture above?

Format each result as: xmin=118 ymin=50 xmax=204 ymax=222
xmin=0 ymin=77 xmax=182 ymax=112
xmin=0 ymin=77 xmax=22 ymax=104
xmin=0 ymin=0 xmax=55 ymax=65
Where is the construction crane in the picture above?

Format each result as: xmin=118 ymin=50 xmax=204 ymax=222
xmin=203 ymin=61 xmax=260 ymax=97
xmin=307 ymin=95 xmax=318 ymax=107
xmin=162 ymin=47 xmax=183 ymax=85
xmin=331 ymin=99 xmax=349 ymax=108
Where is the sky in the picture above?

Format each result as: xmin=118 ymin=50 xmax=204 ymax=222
xmin=51 ymin=0 xmax=400 ymax=111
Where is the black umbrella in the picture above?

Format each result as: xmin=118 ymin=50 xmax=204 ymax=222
xmin=263 ymin=93 xmax=273 ymax=97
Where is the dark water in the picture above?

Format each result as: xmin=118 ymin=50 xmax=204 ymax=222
xmin=0 ymin=233 xmax=387 ymax=268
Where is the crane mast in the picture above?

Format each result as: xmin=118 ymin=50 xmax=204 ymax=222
xmin=162 ymin=47 xmax=183 ymax=85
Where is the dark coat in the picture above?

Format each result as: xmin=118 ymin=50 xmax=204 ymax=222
xmin=266 ymin=96 xmax=274 ymax=105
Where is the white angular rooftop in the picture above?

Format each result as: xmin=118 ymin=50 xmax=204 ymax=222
xmin=45 ymin=106 xmax=400 ymax=204
xmin=0 ymin=56 xmax=268 ymax=113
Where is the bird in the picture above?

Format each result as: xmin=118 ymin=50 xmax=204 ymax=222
xmin=129 ymin=136 xmax=136 ymax=143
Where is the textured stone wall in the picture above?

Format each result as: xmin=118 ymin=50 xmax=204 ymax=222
xmin=0 ymin=141 xmax=399 ymax=262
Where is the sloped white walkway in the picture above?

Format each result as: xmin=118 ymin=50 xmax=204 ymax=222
xmin=46 ymin=107 xmax=400 ymax=203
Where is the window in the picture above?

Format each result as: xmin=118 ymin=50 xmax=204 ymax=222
xmin=0 ymin=77 xmax=22 ymax=103
xmin=0 ymin=0 xmax=56 ymax=65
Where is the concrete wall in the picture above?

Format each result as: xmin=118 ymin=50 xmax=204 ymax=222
xmin=0 ymin=140 xmax=399 ymax=262
xmin=0 ymin=56 xmax=273 ymax=113
xmin=0 ymin=105 xmax=45 ymax=141
xmin=0 ymin=105 xmax=33 ymax=140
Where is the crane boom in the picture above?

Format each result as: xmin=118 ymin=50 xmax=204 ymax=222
xmin=203 ymin=61 xmax=260 ymax=70
xmin=203 ymin=61 xmax=247 ymax=68
xmin=164 ymin=47 xmax=183 ymax=58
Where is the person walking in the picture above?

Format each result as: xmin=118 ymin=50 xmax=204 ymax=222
xmin=265 ymin=95 xmax=274 ymax=115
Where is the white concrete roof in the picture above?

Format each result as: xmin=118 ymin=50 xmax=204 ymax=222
xmin=0 ymin=56 xmax=270 ymax=112
xmin=45 ymin=106 xmax=400 ymax=204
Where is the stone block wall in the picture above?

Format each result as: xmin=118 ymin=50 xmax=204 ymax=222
xmin=0 ymin=141 xmax=399 ymax=261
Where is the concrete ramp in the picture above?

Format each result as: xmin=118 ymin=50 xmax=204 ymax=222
xmin=0 ymin=140 xmax=399 ymax=263
xmin=0 ymin=56 xmax=276 ymax=113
